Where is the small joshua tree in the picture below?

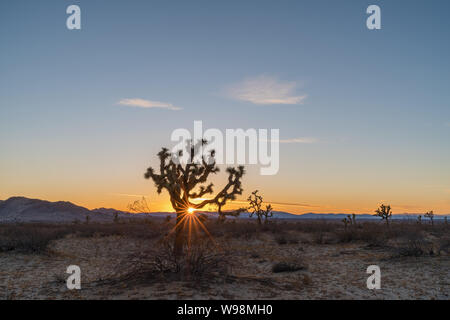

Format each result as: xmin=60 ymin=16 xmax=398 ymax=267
xmin=343 ymin=214 xmax=356 ymax=229
xmin=85 ymin=215 xmax=90 ymax=225
xmin=342 ymin=217 xmax=350 ymax=230
xmin=417 ymin=215 xmax=422 ymax=224
xmin=247 ymin=190 xmax=273 ymax=225
xmin=444 ymin=216 xmax=448 ymax=225
xmin=263 ymin=204 xmax=273 ymax=224
xmin=374 ymin=204 xmax=392 ymax=226
xmin=145 ymin=140 xmax=245 ymax=255
xmin=127 ymin=196 xmax=151 ymax=213
xmin=424 ymin=210 xmax=434 ymax=226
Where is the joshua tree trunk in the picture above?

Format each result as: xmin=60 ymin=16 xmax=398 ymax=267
xmin=174 ymin=209 xmax=185 ymax=256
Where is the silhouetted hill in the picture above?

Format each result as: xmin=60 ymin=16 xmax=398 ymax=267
xmin=0 ymin=197 xmax=112 ymax=223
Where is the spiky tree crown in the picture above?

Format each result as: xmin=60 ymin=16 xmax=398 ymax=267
xmin=374 ymin=204 xmax=392 ymax=220
xmin=144 ymin=140 xmax=245 ymax=212
xmin=247 ymin=190 xmax=273 ymax=222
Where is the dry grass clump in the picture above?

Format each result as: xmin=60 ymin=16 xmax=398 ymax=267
xmin=0 ymin=224 xmax=68 ymax=253
xmin=393 ymin=230 xmax=433 ymax=257
xmin=209 ymin=221 xmax=260 ymax=240
xmin=0 ymin=221 xmax=163 ymax=254
xmin=274 ymin=233 xmax=299 ymax=245
xmin=114 ymin=235 xmax=231 ymax=284
xmin=436 ymin=236 xmax=450 ymax=255
xmin=272 ymin=260 xmax=307 ymax=273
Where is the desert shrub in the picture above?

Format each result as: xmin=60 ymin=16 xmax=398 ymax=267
xmin=275 ymin=235 xmax=288 ymax=245
xmin=74 ymin=222 xmax=162 ymax=239
xmin=335 ymin=227 xmax=386 ymax=245
xmin=312 ymin=231 xmax=334 ymax=244
xmin=335 ymin=230 xmax=357 ymax=243
xmin=0 ymin=224 xmax=69 ymax=253
xmin=272 ymin=260 xmax=306 ymax=273
xmin=0 ymin=221 xmax=164 ymax=254
xmin=437 ymin=237 xmax=450 ymax=255
xmin=397 ymin=239 xmax=429 ymax=257
xmin=394 ymin=230 xmax=432 ymax=257
xmin=294 ymin=220 xmax=337 ymax=233
xmin=214 ymin=221 xmax=260 ymax=240
xmin=274 ymin=233 xmax=299 ymax=245
xmin=116 ymin=236 xmax=231 ymax=282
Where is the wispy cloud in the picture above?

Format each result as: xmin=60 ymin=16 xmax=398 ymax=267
xmin=232 ymin=199 xmax=318 ymax=208
xmin=226 ymin=75 xmax=306 ymax=105
xmin=278 ymin=137 xmax=318 ymax=144
xmin=262 ymin=137 xmax=318 ymax=144
xmin=118 ymin=98 xmax=182 ymax=111
xmin=110 ymin=193 xmax=147 ymax=198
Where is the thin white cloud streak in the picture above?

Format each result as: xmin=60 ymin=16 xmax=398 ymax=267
xmin=278 ymin=137 xmax=318 ymax=144
xmin=232 ymin=199 xmax=318 ymax=208
xmin=262 ymin=137 xmax=318 ymax=144
xmin=118 ymin=98 xmax=182 ymax=111
xmin=110 ymin=193 xmax=146 ymax=198
xmin=226 ymin=75 xmax=306 ymax=105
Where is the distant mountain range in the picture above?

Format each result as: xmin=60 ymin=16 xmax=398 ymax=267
xmin=0 ymin=197 xmax=448 ymax=223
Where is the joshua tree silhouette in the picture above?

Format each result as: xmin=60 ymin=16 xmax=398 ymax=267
xmin=424 ymin=210 xmax=434 ymax=226
xmin=374 ymin=204 xmax=392 ymax=226
xmin=127 ymin=196 xmax=151 ymax=213
xmin=247 ymin=190 xmax=273 ymax=225
xmin=144 ymin=139 xmax=245 ymax=255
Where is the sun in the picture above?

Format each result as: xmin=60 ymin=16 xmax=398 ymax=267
xmin=187 ymin=207 xmax=196 ymax=214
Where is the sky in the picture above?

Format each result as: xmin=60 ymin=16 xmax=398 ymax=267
xmin=1 ymin=0 xmax=449 ymax=214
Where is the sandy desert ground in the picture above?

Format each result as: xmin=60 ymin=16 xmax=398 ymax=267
xmin=0 ymin=219 xmax=449 ymax=300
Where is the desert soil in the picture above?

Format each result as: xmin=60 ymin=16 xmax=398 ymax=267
xmin=0 ymin=232 xmax=448 ymax=300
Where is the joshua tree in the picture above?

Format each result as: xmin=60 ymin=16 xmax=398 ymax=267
xmin=417 ymin=215 xmax=422 ymax=224
xmin=85 ymin=215 xmax=90 ymax=225
xmin=424 ymin=210 xmax=434 ymax=226
xmin=144 ymin=140 xmax=245 ymax=255
xmin=247 ymin=190 xmax=273 ymax=225
xmin=127 ymin=196 xmax=151 ymax=213
xmin=343 ymin=214 xmax=356 ymax=229
xmin=263 ymin=204 xmax=273 ymax=224
xmin=342 ymin=217 xmax=350 ymax=230
xmin=445 ymin=216 xmax=448 ymax=225
xmin=374 ymin=204 xmax=392 ymax=226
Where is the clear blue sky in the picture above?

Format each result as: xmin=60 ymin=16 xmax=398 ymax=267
xmin=1 ymin=0 xmax=449 ymax=213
